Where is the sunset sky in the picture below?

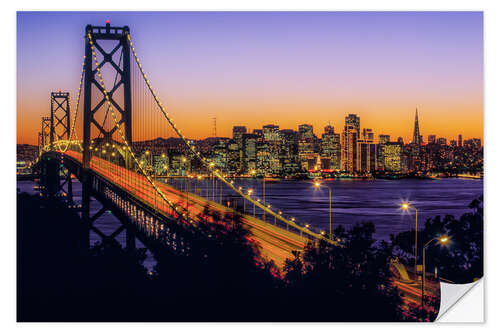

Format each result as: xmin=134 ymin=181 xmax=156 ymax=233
xmin=17 ymin=11 xmax=483 ymax=145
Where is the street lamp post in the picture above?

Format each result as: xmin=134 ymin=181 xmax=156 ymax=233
xmin=314 ymin=180 xmax=332 ymax=240
xmin=267 ymin=204 xmax=272 ymax=224
xmin=421 ymin=236 xmax=449 ymax=320
xmin=247 ymin=189 xmax=253 ymax=217
xmin=401 ymin=202 xmax=419 ymax=276
xmin=263 ymin=174 xmax=266 ymax=222
xmin=256 ymin=198 xmax=261 ymax=219
xmin=303 ymin=224 xmax=310 ymax=238
xmin=209 ymin=162 xmax=215 ymax=202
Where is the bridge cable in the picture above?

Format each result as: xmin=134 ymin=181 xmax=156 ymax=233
xmin=125 ymin=32 xmax=335 ymax=245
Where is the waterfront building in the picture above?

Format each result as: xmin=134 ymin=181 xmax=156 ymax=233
xmin=342 ymin=124 xmax=358 ymax=173
xmin=256 ymin=142 xmax=271 ymax=176
xmin=153 ymin=154 xmax=169 ymax=175
xmin=279 ymin=129 xmax=300 ymax=175
xmin=298 ymin=124 xmax=317 ymax=168
xmin=320 ymin=124 xmax=341 ymax=171
xmin=170 ymin=153 xmax=190 ymax=176
xmin=357 ymin=129 xmax=377 ymax=173
xmin=377 ymin=134 xmax=390 ymax=171
xmin=383 ymin=142 xmax=403 ymax=172
xmin=242 ymin=133 xmax=259 ymax=173
xmin=226 ymin=140 xmax=240 ymax=174
xmin=232 ymin=126 xmax=247 ymax=172
xmin=212 ymin=138 xmax=230 ymax=171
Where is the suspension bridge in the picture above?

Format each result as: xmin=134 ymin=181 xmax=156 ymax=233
xmin=33 ymin=22 xmax=336 ymax=269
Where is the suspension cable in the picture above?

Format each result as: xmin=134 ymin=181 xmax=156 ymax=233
xmin=125 ymin=32 xmax=335 ymax=245
xmin=87 ymin=32 xmax=194 ymax=227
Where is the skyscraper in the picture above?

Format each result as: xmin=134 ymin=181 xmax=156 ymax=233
xmin=458 ymin=134 xmax=463 ymax=147
xmin=242 ymin=133 xmax=258 ymax=173
xmin=377 ymin=134 xmax=390 ymax=170
xmin=342 ymin=114 xmax=360 ymax=173
xmin=345 ymin=114 xmax=360 ymax=137
xmin=383 ymin=142 xmax=403 ymax=172
xmin=232 ymin=126 xmax=247 ymax=172
xmin=342 ymin=124 xmax=358 ymax=173
xmin=262 ymin=125 xmax=281 ymax=174
xmin=298 ymin=124 xmax=316 ymax=169
xmin=412 ymin=108 xmax=421 ymax=146
xmin=279 ymin=129 xmax=300 ymax=174
xmin=321 ymin=124 xmax=341 ymax=170
xmin=357 ymin=128 xmax=376 ymax=173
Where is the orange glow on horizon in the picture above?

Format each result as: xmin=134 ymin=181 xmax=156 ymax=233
xmin=17 ymin=99 xmax=483 ymax=145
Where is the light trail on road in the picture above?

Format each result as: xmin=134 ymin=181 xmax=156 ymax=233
xmin=65 ymin=151 xmax=307 ymax=267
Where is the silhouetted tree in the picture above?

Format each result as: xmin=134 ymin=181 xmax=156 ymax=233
xmin=283 ymin=222 xmax=403 ymax=321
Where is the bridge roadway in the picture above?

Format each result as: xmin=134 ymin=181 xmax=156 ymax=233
xmin=64 ymin=151 xmax=308 ymax=268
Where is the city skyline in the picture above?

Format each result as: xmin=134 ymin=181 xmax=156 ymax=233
xmin=17 ymin=12 xmax=483 ymax=144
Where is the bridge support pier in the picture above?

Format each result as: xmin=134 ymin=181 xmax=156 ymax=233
xmin=38 ymin=152 xmax=74 ymax=205
xmin=126 ymin=228 xmax=136 ymax=251
xmin=80 ymin=170 xmax=91 ymax=254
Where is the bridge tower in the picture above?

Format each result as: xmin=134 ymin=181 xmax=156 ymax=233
xmin=50 ymin=91 xmax=74 ymax=202
xmin=81 ymin=22 xmax=135 ymax=252
xmin=38 ymin=92 xmax=74 ymax=203
xmin=41 ymin=116 xmax=51 ymax=148
xmin=50 ymin=91 xmax=71 ymax=145
xmin=82 ymin=22 xmax=132 ymax=169
xmin=37 ymin=132 xmax=43 ymax=154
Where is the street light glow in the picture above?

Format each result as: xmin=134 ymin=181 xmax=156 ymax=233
xmin=439 ymin=236 xmax=449 ymax=244
xmin=401 ymin=202 xmax=409 ymax=210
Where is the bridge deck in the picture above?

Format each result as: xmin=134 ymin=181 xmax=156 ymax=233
xmin=64 ymin=151 xmax=308 ymax=267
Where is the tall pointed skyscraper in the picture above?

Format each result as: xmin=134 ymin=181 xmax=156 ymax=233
xmin=412 ymin=108 xmax=421 ymax=145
